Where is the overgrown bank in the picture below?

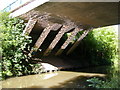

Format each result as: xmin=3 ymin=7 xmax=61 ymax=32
xmin=65 ymin=25 xmax=119 ymax=88
xmin=66 ymin=25 xmax=118 ymax=67
xmin=0 ymin=12 xmax=40 ymax=80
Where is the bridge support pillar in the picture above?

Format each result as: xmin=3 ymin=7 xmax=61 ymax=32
xmin=55 ymin=28 xmax=83 ymax=56
xmin=23 ymin=18 xmax=37 ymax=35
xmin=31 ymin=24 xmax=62 ymax=53
xmin=67 ymin=28 xmax=92 ymax=55
xmin=44 ymin=25 xmax=75 ymax=56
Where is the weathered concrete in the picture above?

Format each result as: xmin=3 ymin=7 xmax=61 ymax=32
xmin=43 ymin=25 xmax=75 ymax=56
xmin=16 ymin=2 xmax=119 ymax=30
xmin=55 ymin=28 xmax=83 ymax=56
xmin=23 ymin=18 xmax=37 ymax=35
xmin=11 ymin=2 xmax=119 ymax=60
xmin=67 ymin=29 xmax=92 ymax=55
xmin=31 ymin=24 xmax=62 ymax=53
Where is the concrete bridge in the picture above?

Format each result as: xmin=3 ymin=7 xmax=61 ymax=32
xmin=4 ymin=0 xmax=119 ymax=68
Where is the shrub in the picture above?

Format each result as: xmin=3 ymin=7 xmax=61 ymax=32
xmin=69 ymin=26 xmax=118 ymax=66
xmin=87 ymin=72 xmax=120 ymax=88
xmin=0 ymin=12 xmax=38 ymax=80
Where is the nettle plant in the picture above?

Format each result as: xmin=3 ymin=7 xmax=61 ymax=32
xmin=0 ymin=12 xmax=38 ymax=80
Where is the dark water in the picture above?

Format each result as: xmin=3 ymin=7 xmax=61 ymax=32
xmin=74 ymin=65 xmax=114 ymax=74
xmin=1 ymin=66 xmax=114 ymax=88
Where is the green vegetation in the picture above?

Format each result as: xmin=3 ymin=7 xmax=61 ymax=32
xmin=0 ymin=12 xmax=39 ymax=80
xmin=87 ymin=72 xmax=120 ymax=88
xmin=84 ymin=26 xmax=119 ymax=88
xmin=67 ymin=25 xmax=119 ymax=88
xmin=0 ymin=12 xmax=118 ymax=87
xmin=69 ymin=26 xmax=118 ymax=66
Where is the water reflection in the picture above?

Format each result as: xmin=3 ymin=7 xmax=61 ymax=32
xmin=1 ymin=71 xmax=105 ymax=88
xmin=42 ymin=72 xmax=58 ymax=79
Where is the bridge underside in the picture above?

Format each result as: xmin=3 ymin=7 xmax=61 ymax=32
xmin=11 ymin=2 xmax=119 ymax=65
xmin=15 ymin=2 xmax=119 ymax=27
xmin=23 ymin=17 xmax=91 ymax=57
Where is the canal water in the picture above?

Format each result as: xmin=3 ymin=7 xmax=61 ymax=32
xmin=0 ymin=66 xmax=115 ymax=88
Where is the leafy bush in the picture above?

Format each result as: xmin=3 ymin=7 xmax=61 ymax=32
xmin=0 ymin=12 xmax=39 ymax=80
xmin=69 ymin=26 xmax=118 ymax=66
xmin=87 ymin=65 xmax=120 ymax=88
xmin=87 ymin=77 xmax=105 ymax=88
xmin=88 ymin=26 xmax=118 ymax=65
xmin=87 ymin=72 xmax=120 ymax=88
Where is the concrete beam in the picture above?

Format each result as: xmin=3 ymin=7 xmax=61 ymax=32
xmin=44 ymin=25 xmax=75 ymax=56
xmin=31 ymin=23 xmax=62 ymax=53
xmin=10 ymin=0 xmax=49 ymax=17
xmin=67 ymin=28 xmax=92 ymax=55
xmin=55 ymin=28 xmax=83 ymax=56
xmin=23 ymin=18 xmax=37 ymax=35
